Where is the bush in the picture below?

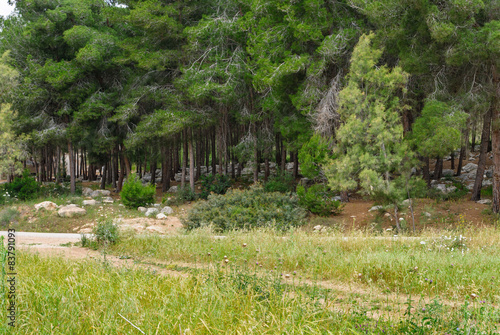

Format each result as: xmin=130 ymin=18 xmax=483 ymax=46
xmin=200 ymin=174 xmax=231 ymax=199
xmin=120 ymin=174 xmax=156 ymax=209
xmin=427 ymin=180 xmax=468 ymax=201
xmin=82 ymin=219 xmax=120 ymax=249
xmin=184 ymin=186 xmax=306 ymax=231
xmin=93 ymin=219 xmax=120 ymax=246
xmin=297 ymin=184 xmax=343 ymax=216
xmin=177 ymin=185 xmax=197 ymax=201
xmin=264 ymin=171 xmax=295 ymax=193
xmin=41 ymin=182 xmax=82 ymax=197
xmin=3 ymin=170 xmax=40 ymax=201
xmin=0 ymin=207 xmax=20 ymax=227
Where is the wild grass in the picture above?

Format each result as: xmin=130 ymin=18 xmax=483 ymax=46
xmin=108 ymin=227 xmax=500 ymax=302
xmin=1 ymin=249 xmax=499 ymax=333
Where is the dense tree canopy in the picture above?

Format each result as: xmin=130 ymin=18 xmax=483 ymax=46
xmin=0 ymin=0 xmax=499 ymax=211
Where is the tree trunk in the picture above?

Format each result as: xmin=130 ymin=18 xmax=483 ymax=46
xmin=450 ymin=151 xmax=455 ymax=170
xmin=211 ymin=127 xmax=216 ymax=175
xmin=264 ymin=158 xmax=270 ymax=182
xmin=100 ymin=163 xmax=107 ymax=190
xmin=189 ymin=128 xmax=195 ymax=192
xmin=422 ymin=156 xmax=431 ymax=186
xmin=68 ymin=140 xmax=76 ymax=194
xmin=162 ymin=144 xmax=171 ymax=192
xmin=253 ymin=122 xmax=258 ymax=183
xmin=293 ymin=150 xmax=299 ymax=179
xmin=117 ymin=151 xmax=125 ymax=192
xmin=182 ymin=129 xmax=188 ymax=188
xmin=111 ymin=147 xmax=117 ymax=189
xmin=149 ymin=154 xmax=157 ymax=187
xmin=491 ymin=65 xmax=500 ymax=213
xmin=471 ymin=108 xmax=492 ymax=201
xmin=457 ymin=144 xmax=465 ymax=176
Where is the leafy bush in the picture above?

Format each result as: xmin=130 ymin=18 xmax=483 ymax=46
xmin=184 ymin=186 xmax=306 ymax=231
xmin=200 ymin=173 xmax=231 ymax=199
xmin=264 ymin=171 xmax=295 ymax=193
xmin=120 ymin=174 xmax=156 ymax=209
xmin=82 ymin=219 xmax=120 ymax=249
xmin=297 ymin=184 xmax=343 ymax=216
xmin=427 ymin=180 xmax=468 ymax=201
xmin=0 ymin=207 xmax=20 ymax=227
xmin=93 ymin=219 xmax=120 ymax=246
xmin=481 ymin=185 xmax=493 ymax=197
xmin=41 ymin=182 xmax=82 ymax=197
xmin=177 ymin=185 xmax=197 ymax=201
xmin=3 ymin=170 xmax=40 ymax=200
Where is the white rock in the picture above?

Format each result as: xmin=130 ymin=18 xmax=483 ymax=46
xmin=102 ymin=197 xmax=114 ymax=204
xmin=138 ymin=207 xmax=147 ymax=213
xmin=90 ymin=189 xmax=111 ymax=198
xmin=461 ymin=163 xmax=478 ymax=173
xmin=167 ymin=186 xmax=178 ymax=193
xmin=161 ymin=206 xmax=174 ymax=215
xmin=153 ymin=203 xmax=160 ymax=208
xmin=58 ymin=205 xmax=87 ymax=218
xmin=423 ymin=212 xmax=432 ymax=217
xmin=476 ymin=199 xmax=492 ymax=204
xmin=369 ymin=205 xmax=383 ymax=212
xmin=145 ymin=208 xmax=159 ymax=217
xmin=34 ymin=201 xmax=58 ymax=211
xmin=82 ymin=187 xmax=93 ymax=197
xmin=313 ymin=225 xmax=323 ymax=231
xmin=156 ymin=213 xmax=167 ymax=220
xmin=483 ymin=179 xmax=492 ymax=187
xmin=82 ymin=200 xmax=98 ymax=206
xmin=442 ymin=169 xmax=454 ymax=176
xmin=446 ymin=186 xmax=457 ymax=193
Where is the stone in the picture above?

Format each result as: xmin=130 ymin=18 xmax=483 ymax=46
xmin=82 ymin=187 xmax=93 ymax=197
xmin=466 ymin=183 xmax=474 ymax=190
xmin=145 ymin=208 xmax=159 ymax=217
xmin=153 ymin=203 xmax=160 ymax=208
xmin=161 ymin=206 xmax=174 ymax=215
xmin=434 ymin=184 xmax=447 ymax=193
xmin=138 ymin=207 xmax=147 ymax=213
xmin=483 ymin=179 xmax=492 ymax=187
xmin=402 ymin=199 xmax=411 ymax=206
xmin=82 ymin=200 xmax=98 ymax=206
xmin=102 ymin=197 xmax=114 ymax=204
xmin=156 ymin=213 xmax=167 ymax=220
xmin=90 ymin=189 xmax=111 ymax=198
xmin=313 ymin=225 xmax=322 ymax=231
xmin=369 ymin=205 xmax=383 ymax=212
xmin=476 ymin=199 xmax=491 ymax=204
xmin=332 ymin=196 xmax=342 ymax=202
xmin=34 ymin=201 xmax=58 ymax=211
xmin=423 ymin=212 xmax=432 ymax=218
xmin=486 ymin=168 xmax=493 ymax=178
xmin=446 ymin=186 xmax=456 ymax=193
xmin=167 ymin=186 xmax=178 ymax=193
xmin=58 ymin=205 xmax=87 ymax=218
xmin=442 ymin=169 xmax=454 ymax=176
xmin=461 ymin=163 xmax=478 ymax=173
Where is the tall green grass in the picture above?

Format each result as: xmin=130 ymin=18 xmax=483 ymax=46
xmin=1 ymin=251 xmax=498 ymax=334
xmin=109 ymin=228 xmax=500 ymax=301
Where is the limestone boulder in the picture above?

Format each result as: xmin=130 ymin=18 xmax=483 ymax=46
xmin=58 ymin=205 xmax=87 ymax=218
xmin=34 ymin=201 xmax=58 ymax=211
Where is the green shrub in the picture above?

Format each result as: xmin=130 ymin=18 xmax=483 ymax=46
xmin=92 ymin=219 xmax=120 ymax=247
xmin=3 ymin=170 xmax=40 ymax=201
xmin=177 ymin=185 xmax=197 ymax=202
xmin=0 ymin=207 xmax=20 ymax=227
xmin=427 ymin=180 xmax=468 ymax=201
xmin=120 ymin=174 xmax=156 ymax=209
xmin=481 ymin=185 xmax=493 ymax=197
xmin=297 ymin=184 xmax=343 ymax=216
xmin=184 ymin=186 xmax=306 ymax=231
xmin=41 ymin=182 xmax=82 ymax=197
xmin=264 ymin=171 xmax=295 ymax=193
xmin=200 ymin=173 xmax=231 ymax=199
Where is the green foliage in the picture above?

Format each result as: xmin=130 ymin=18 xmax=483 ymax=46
xmin=184 ymin=186 xmax=306 ymax=231
xmin=41 ymin=182 xmax=82 ymax=198
xmin=481 ymin=185 xmax=493 ymax=197
xmin=0 ymin=207 xmax=20 ymax=227
xmin=200 ymin=174 xmax=232 ymax=199
xmin=296 ymin=184 xmax=343 ymax=216
xmin=411 ymin=100 xmax=467 ymax=158
xmin=177 ymin=185 xmax=197 ymax=202
xmin=298 ymin=134 xmax=333 ymax=179
xmin=120 ymin=174 xmax=156 ymax=209
xmin=428 ymin=180 xmax=469 ymax=201
xmin=325 ymin=33 xmax=411 ymax=222
xmin=263 ymin=171 xmax=295 ymax=193
xmin=82 ymin=219 xmax=120 ymax=249
xmin=3 ymin=170 xmax=40 ymax=201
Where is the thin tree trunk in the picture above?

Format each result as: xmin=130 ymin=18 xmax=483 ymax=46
xmin=491 ymin=65 xmax=500 ymax=213
xmin=189 ymin=128 xmax=195 ymax=192
xmin=182 ymin=129 xmax=188 ymax=188
xmin=450 ymin=151 xmax=455 ymax=170
xmin=471 ymin=108 xmax=492 ymax=201
xmin=162 ymin=145 xmax=171 ymax=192
xmin=100 ymin=163 xmax=107 ymax=190
xmin=68 ymin=140 xmax=76 ymax=194
xmin=457 ymin=144 xmax=465 ymax=176
xmin=293 ymin=150 xmax=299 ymax=179
xmin=422 ymin=156 xmax=431 ymax=186
xmin=117 ymin=152 xmax=125 ymax=192
xmin=253 ymin=122 xmax=258 ymax=183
